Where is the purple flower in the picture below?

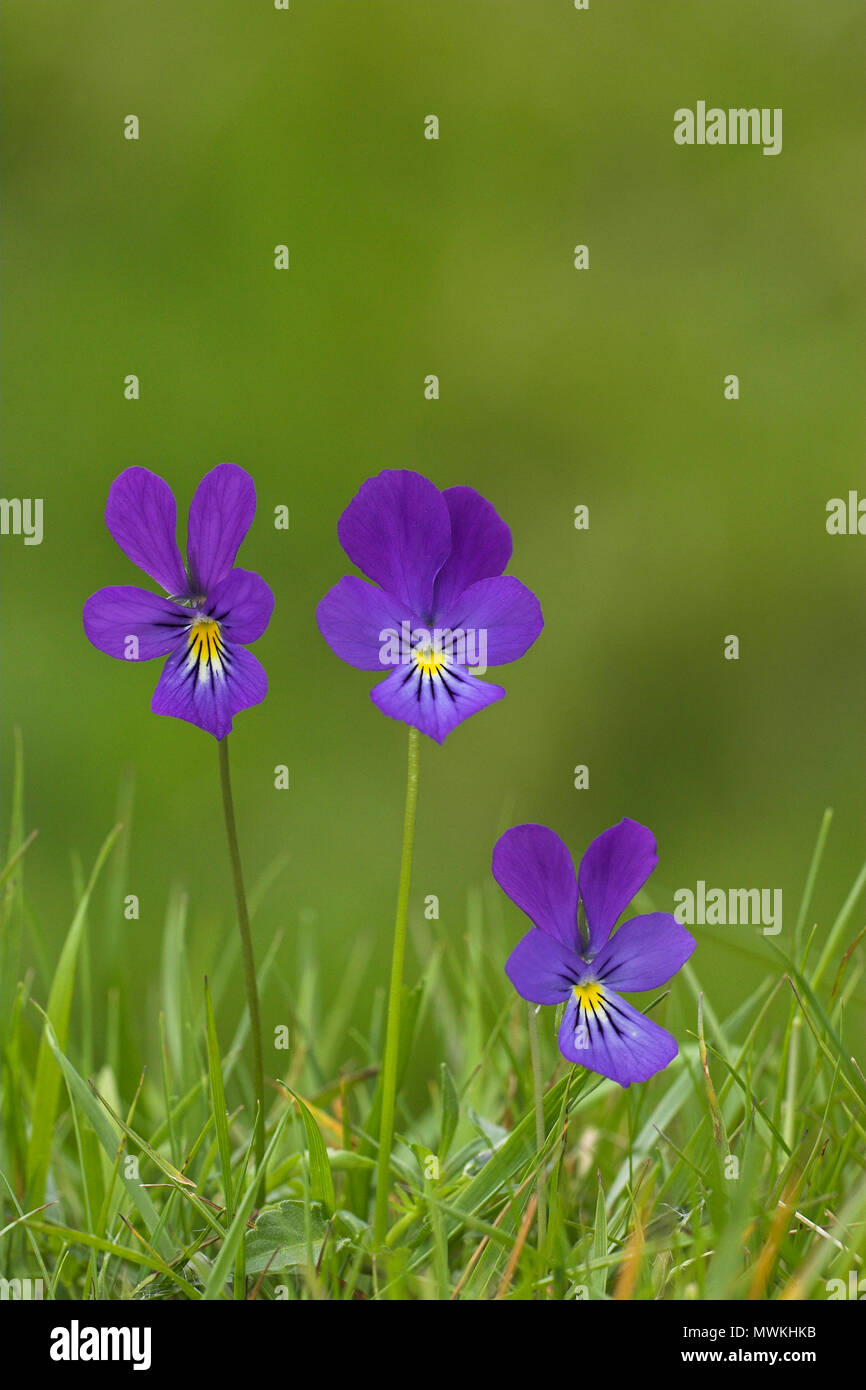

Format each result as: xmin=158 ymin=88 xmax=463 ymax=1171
xmin=316 ymin=470 xmax=543 ymax=744
xmin=83 ymin=465 xmax=273 ymax=740
xmin=494 ymin=819 xmax=696 ymax=1087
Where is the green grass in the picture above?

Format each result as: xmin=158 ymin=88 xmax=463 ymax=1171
xmin=1 ymin=753 xmax=864 ymax=1300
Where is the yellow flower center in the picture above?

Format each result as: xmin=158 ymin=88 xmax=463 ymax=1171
xmin=412 ymin=643 xmax=448 ymax=678
xmin=187 ymin=617 xmax=224 ymax=678
xmin=573 ymin=980 xmax=604 ymax=1011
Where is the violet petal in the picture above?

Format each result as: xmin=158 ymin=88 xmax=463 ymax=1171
xmin=105 ymin=468 xmax=187 ymax=595
xmin=370 ymin=659 xmax=503 ymax=744
xmin=492 ymin=824 xmax=579 ymax=950
xmin=592 ymin=913 xmax=696 ymax=993
xmin=83 ymin=585 xmax=188 ymax=661
xmin=431 ymin=485 xmax=512 ymax=614
xmin=151 ymin=633 xmax=267 ymax=740
xmin=187 ymin=463 xmax=256 ymax=593
xmin=206 ymin=567 xmax=274 ymax=645
xmin=557 ymin=989 xmax=678 ymax=1087
xmin=440 ymin=575 xmax=543 ymax=667
xmin=337 ymin=470 xmax=451 ymax=620
xmin=505 ymin=928 xmax=582 ymax=1005
xmin=578 ymin=819 xmax=658 ymax=956
xmin=316 ymin=575 xmax=414 ymax=671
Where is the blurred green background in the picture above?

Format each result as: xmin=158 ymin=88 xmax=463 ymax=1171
xmin=3 ymin=1 xmax=864 ymax=1084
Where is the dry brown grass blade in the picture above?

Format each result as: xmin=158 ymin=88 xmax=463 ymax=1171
xmin=495 ymin=1193 xmax=538 ymax=1300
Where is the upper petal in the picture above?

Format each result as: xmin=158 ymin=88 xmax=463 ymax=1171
xmin=151 ymin=635 xmax=267 ymax=740
xmin=370 ymin=659 xmax=503 ymax=744
xmin=578 ymin=819 xmax=658 ymax=956
xmin=316 ymin=576 xmax=413 ymax=671
xmin=557 ymin=989 xmax=679 ymax=1088
xmin=105 ymin=468 xmax=187 ymax=595
xmin=431 ymin=486 xmax=512 ymax=614
xmin=492 ymin=824 xmax=579 ymax=950
xmin=83 ymin=585 xmax=188 ymax=660
xmin=187 ymin=463 xmax=257 ymax=593
xmin=592 ymin=913 xmax=696 ymax=994
xmin=505 ymin=928 xmax=582 ymax=1005
xmin=206 ymin=568 xmax=274 ymax=645
xmin=336 ymin=470 xmax=451 ymax=620
xmin=439 ymin=575 xmax=543 ymax=667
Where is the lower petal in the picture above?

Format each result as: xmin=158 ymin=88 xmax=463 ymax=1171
xmin=151 ymin=636 xmax=267 ymax=740
xmin=370 ymin=660 xmax=503 ymax=744
xmin=557 ymin=988 xmax=678 ymax=1087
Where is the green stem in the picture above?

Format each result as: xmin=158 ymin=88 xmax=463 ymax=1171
xmin=373 ymin=726 xmax=421 ymax=1247
xmin=527 ymin=1004 xmax=547 ymax=1250
xmin=218 ymin=735 xmax=266 ymax=1201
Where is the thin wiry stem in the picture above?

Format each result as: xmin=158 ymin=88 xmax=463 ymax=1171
xmin=218 ymin=735 xmax=266 ymax=1201
xmin=373 ymin=725 xmax=421 ymax=1247
xmin=527 ymin=1004 xmax=547 ymax=1250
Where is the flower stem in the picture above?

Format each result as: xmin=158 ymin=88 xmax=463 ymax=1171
xmin=218 ymin=735 xmax=266 ymax=1200
xmin=527 ymin=1004 xmax=547 ymax=1250
xmin=373 ymin=725 xmax=421 ymax=1247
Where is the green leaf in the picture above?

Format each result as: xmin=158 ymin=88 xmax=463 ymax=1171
xmin=438 ymin=1062 xmax=459 ymax=1162
xmin=204 ymin=980 xmax=234 ymax=1224
xmin=590 ymin=1176 xmax=608 ymax=1298
xmin=809 ymin=854 xmax=866 ymax=988
xmin=326 ymin=1149 xmax=376 ymax=1173
xmin=26 ymin=825 xmax=121 ymax=1207
xmin=287 ymin=1088 xmax=336 ymax=1214
xmin=405 ymin=1069 xmax=599 ymax=1267
xmin=245 ymin=1200 xmax=328 ymax=1275
xmin=32 ymin=1007 xmax=174 ymax=1262
xmin=0 ymin=729 xmax=28 ymax=1030
xmin=781 ymin=957 xmax=866 ymax=1109
xmin=22 ymin=1219 xmax=199 ymax=1299
xmin=202 ymin=1111 xmax=290 ymax=1299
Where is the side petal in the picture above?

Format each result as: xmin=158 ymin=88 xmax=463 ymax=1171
xmin=370 ymin=661 xmax=503 ymax=744
xmin=187 ymin=463 xmax=257 ymax=593
xmin=431 ymin=486 xmax=512 ymax=613
xmin=151 ymin=636 xmax=267 ymax=740
xmin=578 ymin=819 xmax=658 ymax=956
xmin=439 ymin=575 xmax=543 ymax=667
xmin=316 ymin=576 xmax=412 ymax=671
xmin=505 ymin=928 xmax=581 ymax=1005
xmin=492 ymin=824 xmax=579 ymax=950
xmin=83 ymin=586 xmax=188 ymax=660
xmin=105 ymin=468 xmax=187 ymax=595
xmin=337 ymin=470 xmax=451 ymax=620
xmin=557 ymin=989 xmax=678 ymax=1087
xmin=206 ymin=568 xmax=274 ymax=645
xmin=592 ymin=913 xmax=696 ymax=993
